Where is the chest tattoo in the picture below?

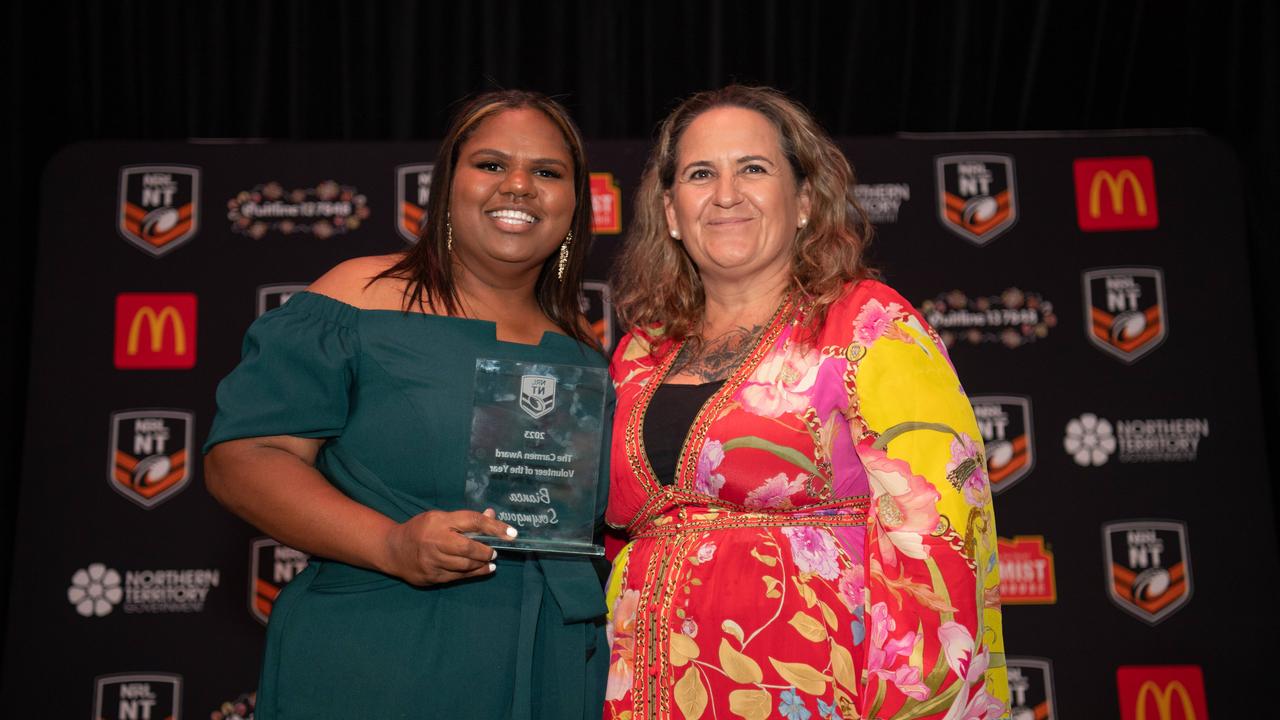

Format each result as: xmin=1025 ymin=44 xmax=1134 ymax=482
xmin=668 ymin=323 xmax=767 ymax=383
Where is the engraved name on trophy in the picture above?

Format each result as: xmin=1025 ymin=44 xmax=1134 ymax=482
xmin=464 ymin=358 xmax=607 ymax=555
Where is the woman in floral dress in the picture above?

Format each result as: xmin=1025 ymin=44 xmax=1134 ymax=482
xmin=603 ymin=86 xmax=1008 ymax=720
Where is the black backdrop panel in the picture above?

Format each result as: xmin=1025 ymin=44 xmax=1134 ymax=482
xmin=3 ymin=134 xmax=1272 ymax=718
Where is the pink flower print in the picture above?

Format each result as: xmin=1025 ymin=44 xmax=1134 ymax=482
xmin=744 ymin=472 xmax=807 ymax=509
xmin=938 ymin=621 xmax=989 ymax=684
xmin=945 ymin=434 xmax=990 ymax=508
xmin=836 ymin=564 xmax=866 ymax=612
xmin=853 ymin=298 xmax=910 ymax=346
xmin=695 ymin=541 xmax=717 ymax=564
xmin=880 ymin=665 xmax=930 ymax=701
xmin=694 ymin=440 xmax=726 ymax=497
xmin=681 ymin=618 xmax=698 ymax=638
xmin=605 ymin=589 xmax=640 ymax=701
xmin=865 ymin=602 xmax=917 ymax=676
xmin=739 ymin=344 xmax=823 ymax=418
xmin=862 ymin=447 xmax=941 ymax=564
xmin=782 ymin=525 xmax=841 ymax=580
xmin=942 ymin=688 xmax=1007 ymax=720
xmin=938 ymin=621 xmax=1006 ymax=719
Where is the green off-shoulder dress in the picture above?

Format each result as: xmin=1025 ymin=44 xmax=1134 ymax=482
xmin=205 ymin=292 xmax=609 ymax=720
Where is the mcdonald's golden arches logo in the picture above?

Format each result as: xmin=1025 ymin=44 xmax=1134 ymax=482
xmin=114 ymin=293 xmax=198 ymax=369
xmin=1073 ymin=156 xmax=1159 ymax=231
xmin=1117 ymin=665 xmax=1207 ymax=720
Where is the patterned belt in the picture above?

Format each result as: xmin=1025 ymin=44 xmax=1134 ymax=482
xmin=632 ymin=498 xmax=870 ymax=539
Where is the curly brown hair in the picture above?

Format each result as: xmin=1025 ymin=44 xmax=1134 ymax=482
xmin=612 ymin=85 xmax=876 ymax=342
xmin=374 ymin=89 xmax=598 ymax=349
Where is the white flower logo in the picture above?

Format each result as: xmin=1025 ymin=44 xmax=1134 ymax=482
xmin=67 ymin=563 xmax=123 ymax=617
xmin=1063 ymin=413 xmax=1116 ymax=466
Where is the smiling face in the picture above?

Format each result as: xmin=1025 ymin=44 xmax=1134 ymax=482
xmin=448 ymin=107 xmax=576 ymax=280
xmin=664 ymin=106 xmax=810 ymax=287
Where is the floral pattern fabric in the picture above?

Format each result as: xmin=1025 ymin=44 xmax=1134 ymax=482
xmin=604 ymin=281 xmax=1008 ymax=720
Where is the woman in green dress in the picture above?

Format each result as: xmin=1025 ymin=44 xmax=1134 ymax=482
xmin=204 ymin=90 xmax=609 ymax=719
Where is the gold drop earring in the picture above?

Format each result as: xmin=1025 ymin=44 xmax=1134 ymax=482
xmin=446 ymin=212 xmax=454 ymax=253
xmin=556 ymin=231 xmax=573 ymax=281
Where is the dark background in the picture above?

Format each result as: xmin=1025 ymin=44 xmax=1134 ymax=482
xmin=3 ymin=0 xmax=1277 ymax=681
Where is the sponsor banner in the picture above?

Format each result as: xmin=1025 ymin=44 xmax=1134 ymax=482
xmin=114 ymin=293 xmax=197 ymax=370
xmin=1083 ymin=266 xmax=1168 ymax=363
xmin=257 ymin=283 xmax=309 ymax=317
xmin=1007 ymin=657 xmax=1056 ymax=720
xmin=1074 ymin=156 xmax=1159 ymax=231
xmin=971 ymin=395 xmax=1035 ymax=493
xmin=590 ymin=173 xmax=622 ymax=234
xmin=250 ymin=538 xmax=309 ymax=625
xmin=935 ymin=153 xmax=1018 ymax=245
xmin=94 ymin=672 xmax=182 ymax=720
xmin=118 ymin=164 xmax=200 ymax=257
xmin=68 ymin=562 xmax=220 ymax=617
xmin=1117 ymin=665 xmax=1207 ymax=720
xmin=920 ymin=287 xmax=1056 ymax=349
xmin=1064 ymin=413 xmax=1208 ymax=466
xmin=581 ymin=281 xmax=614 ymax=352
xmin=108 ymin=409 xmax=194 ymax=509
xmin=396 ymin=163 xmax=434 ymax=243
xmin=227 ymin=180 xmax=370 ymax=239
xmin=998 ymin=536 xmax=1057 ymax=604
xmin=1103 ymin=520 xmax=1193 ymax=625
xmin=853 ymin=182 xmax=911 ymax=224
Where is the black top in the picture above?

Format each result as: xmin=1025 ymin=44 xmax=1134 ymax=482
xmin=642 ymin=380 xmax=725 ymax=485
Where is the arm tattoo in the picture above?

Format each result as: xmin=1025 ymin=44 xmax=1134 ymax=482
xmin=668 ymin=323 xmax=766 ymax=382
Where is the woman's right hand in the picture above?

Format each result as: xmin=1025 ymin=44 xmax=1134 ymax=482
xmin=384 ymin=508 xmax=517 ymax=586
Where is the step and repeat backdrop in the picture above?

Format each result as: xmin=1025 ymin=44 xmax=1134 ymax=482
xmin=3 ymin=133 xmax=1274 ymax=719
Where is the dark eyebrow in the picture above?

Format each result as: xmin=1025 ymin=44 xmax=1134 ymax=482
xmin=468 ymin=148 xmax=568 ymax=169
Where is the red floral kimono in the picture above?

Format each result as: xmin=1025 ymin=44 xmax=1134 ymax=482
xmin=604 ymin=281 xmax=1008 ymax=720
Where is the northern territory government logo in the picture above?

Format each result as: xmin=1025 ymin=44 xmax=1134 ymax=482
xmin=68 ymin=562 xmax=220 ymax=617
xmin=94 ymin=672 xmax=182 ymax=720
xmin=590 ymin=173 xmax=622 ymax=234
xmin=1074 ymin=156 xmax=1159 ymax=232
xmin=1083 ymin=267 xmax=1168 ymax=363
xmin=854 ymin=182 xmax=911 ymax=224
xmin=396 ymin=163 xmax=434 ymax=243
xmin=1063 ymin=412 xmax=1208 ymax=466
xmin=935 ymin=154 xmax=1017 ymax=245
xmin=257 ymin=283 xmax=309 ymax=317
xmin=998 ymin=536 xmax=1056 ymax=605
xmin=109 ymin=409 xmax=194 ymax=509
xmin=227 ymin=180 xmax=370 ymax=239
xmin=971 ymin=395 xmax=1034 ymax=494
xmin=1117 ymin=665 xmax=1207 ymax=720
xmin=1104 ymin=520 xmax=1193 ymax=625
xmin=118 ymin=165 xmax=200 ymax=257
xmin=250 ymin=537 xmax=310 ymax=625
xmin=1007 ymin=657 xmax=1057 ymax=720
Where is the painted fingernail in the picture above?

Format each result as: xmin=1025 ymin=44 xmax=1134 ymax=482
xmin=491 ymin=549 xmax=498 ymax=561
xmin=488 ymin=563 xmax=496 ymax=573
xmin=505 ymin=527 xmax=518 ymax=538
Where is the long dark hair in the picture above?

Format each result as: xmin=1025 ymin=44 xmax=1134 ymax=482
xmin=375 ymin=90 xmax=597 ymax=348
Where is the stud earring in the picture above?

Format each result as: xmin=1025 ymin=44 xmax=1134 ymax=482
xmin=670 ymin=228 xmax=680 ymax=240
xmin=799 ymin=217 xmax=808 ymax=228
xmin=556 ymin=231 xmax=573 ymax=281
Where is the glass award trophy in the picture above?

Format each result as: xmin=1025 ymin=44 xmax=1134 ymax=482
xmin=463 ymin=358 xmax=608 ymax=556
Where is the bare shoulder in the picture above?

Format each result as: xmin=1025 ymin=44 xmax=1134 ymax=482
xmin=308 ymin=254 xmax=408 ymax=310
